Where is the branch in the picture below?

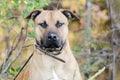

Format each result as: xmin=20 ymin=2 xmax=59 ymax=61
xmin=0 ymin=24 xmax=28 ymax=78
xmin=88 ymin=67 xmax=106 ymax=80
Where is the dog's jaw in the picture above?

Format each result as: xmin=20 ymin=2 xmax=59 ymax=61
xmin=35 ymin=40 xmax=66 ymax=55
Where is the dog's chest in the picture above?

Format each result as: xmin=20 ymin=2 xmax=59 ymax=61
xmin=44 ymin=56 xmax=61 ymax=80
xmin=30 ymin=54 xmax=63 ymax=80
xmin=51 ymin=68 xmax=60 ymax=80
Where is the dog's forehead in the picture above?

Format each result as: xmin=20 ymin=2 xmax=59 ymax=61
xmin=35 ymin=10 xmax=68 ymax=23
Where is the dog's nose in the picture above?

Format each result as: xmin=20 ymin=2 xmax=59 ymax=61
xmin=48 ymin=32 xmax=58 ymax=41
xmin=44 ymin=31 xmax=61 ymax=48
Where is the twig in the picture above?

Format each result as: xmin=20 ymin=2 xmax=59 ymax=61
xmin=1 ymin=28 xmax=24 ymax=72
xmin=0 ymin=24 xmax=28 ymax=78
xmin=3 ymin=36 xmax=10 ymax=69
xmin=88 ymin=67 xmax=106 ymax=80
xmin=106 ymin=0 xmax=116 ymax=80
xmin=7 ymin=16 xmax=19 ymax=19
xmin=23 ymin=44 xmax=34 ymax=48
xmin=4 ymin=28 xmax=24 ymax=64
xmin=84 ymin=0 xmax=92 ymax=79
xmin=56 ymin=0 xmax=61 ymax=9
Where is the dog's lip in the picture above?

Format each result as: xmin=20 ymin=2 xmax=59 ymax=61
xmin=45 ymin=47 xmax=61 ymax=51
xmin=36 ymin=40 xmax=63 ymax=52
xmin=40 ymin=45 xmax=62 ymax=52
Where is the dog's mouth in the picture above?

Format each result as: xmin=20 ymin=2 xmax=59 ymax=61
xmin=35 ymin=40 xmax=65 ymax=55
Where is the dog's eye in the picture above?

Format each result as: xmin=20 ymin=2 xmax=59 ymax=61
xmin=39 ymin=21 xmax=48 ymax=28
xmin=56 ymin=21 xmax=64 ymax=28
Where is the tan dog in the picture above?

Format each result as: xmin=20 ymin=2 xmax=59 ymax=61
xmin=15 ymin=10 xmax=82 ymax=80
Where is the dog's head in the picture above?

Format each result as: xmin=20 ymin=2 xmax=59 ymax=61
xmin=26 ymin=10 xmax=78 ymax=52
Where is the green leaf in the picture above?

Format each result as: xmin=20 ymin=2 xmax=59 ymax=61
xmin=28 ymin=20 xmax=35 ymax=29
xmin=16 ymin=66 xmax=21 ymax=72
xmin=9 ymin=67 xmax=15 ymax=73
xmin=28 ymin=32 xmax=35 ymax=39
xmin=8 ymin=67 xmax=16 ymax=77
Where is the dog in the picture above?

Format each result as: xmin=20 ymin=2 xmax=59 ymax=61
xmin=15 ymin=9 xmax=82 ymax=80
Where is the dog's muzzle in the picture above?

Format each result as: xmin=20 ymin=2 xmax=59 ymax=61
xmin=35 ymin=31 xmax=66 ymax=63
xmin=36 ymin=31 xmax=64 ymax=54
xmin=35 ymin=39 xmax=66 ymax=63
xmin=35 ymin=39 xmax=65 ymax=55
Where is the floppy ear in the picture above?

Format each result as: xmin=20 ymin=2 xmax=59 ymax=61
xmin=25 ymin=10 xmax=41 ymax=20
xmin=61 ymin=10 xmax=79 ymax=20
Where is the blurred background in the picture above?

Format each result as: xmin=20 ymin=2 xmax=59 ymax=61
xmin=0 ymin=0 xmax=120 ymax=80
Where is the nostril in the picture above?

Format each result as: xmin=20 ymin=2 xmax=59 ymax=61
xmin=53 ymin=36 xmax=56 ymax=39
xmin=48 ymin=36 xmax=52 ymax=39
xmin=47 ymin=33 xmax=58 ymax=40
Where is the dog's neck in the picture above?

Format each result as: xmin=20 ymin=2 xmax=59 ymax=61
xmin=28 ymin=40 xmax=72 ymax=80
xmin=31 ymin=39 xmax=71 ymax=64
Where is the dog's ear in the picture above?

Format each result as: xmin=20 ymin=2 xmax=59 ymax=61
xmin=61 ymin=10 xmax=79 ymax=20
xmin=25 ymin=10 xmax=41 ymax=20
